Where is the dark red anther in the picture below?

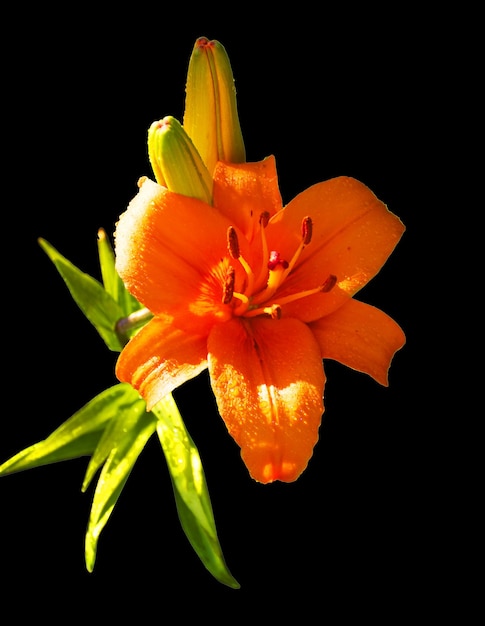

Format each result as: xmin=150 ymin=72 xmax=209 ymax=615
xmin=259 ymin=211 xmax=270 ymax=228
xmin=222 ymin=266 xmax=236 ymax=304
xmin=301 ymin=217 xmax=313 ymax=245
xmin=227 ymin=226 xmax=240 ymax=259
xmin=321 ymin=274 xmax=337 ymax=292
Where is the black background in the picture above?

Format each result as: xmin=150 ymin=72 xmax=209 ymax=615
xmin=2 ymin=5 xmax=460 ymax=621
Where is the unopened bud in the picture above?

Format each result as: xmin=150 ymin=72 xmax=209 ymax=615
xmin=147 ymin=116 xmax=212 ymax=204
xmin=183 ymin=37 xmax=246 ymax=175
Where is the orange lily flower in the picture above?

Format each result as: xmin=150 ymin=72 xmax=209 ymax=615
xmin=114 ymin=156 xmax=405 ymax=483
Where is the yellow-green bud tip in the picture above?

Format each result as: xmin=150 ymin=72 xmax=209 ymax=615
xmin=148 ymin=115 xmax=212 ymax=204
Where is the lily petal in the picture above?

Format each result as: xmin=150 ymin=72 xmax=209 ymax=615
xmin=116 ymin=316 xmax=208 ymax=411
xmin=309 ymin=299 xmax=405 ymax=386
xmin=207 ymin=317 xmax=325 ymax=483
xmin=213 ymin=157 xmax=282 ymax=243
xmin=115 ymin=177 xmax=249 ymax=335
xmin=267 ymin=176 xmax=405 ymax=321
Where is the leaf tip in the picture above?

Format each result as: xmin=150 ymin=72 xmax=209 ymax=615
xmin=85 ymin=532 xmax=97 ymax=573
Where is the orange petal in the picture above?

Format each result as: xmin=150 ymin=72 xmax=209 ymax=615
xmin=267 ymin=176 xmax=405 ymax=321
xmin=115 ymin=177 xmax=247 ymax=335
xmin=116 ymin=316 xmax=208 ymax=410
xmin=309 ymin=299 xmax=405 ymax=386
xmin=212 ymin=156 xmax=283 ymax=243
xmin=207 ymin=317 xmax=325 ymax=483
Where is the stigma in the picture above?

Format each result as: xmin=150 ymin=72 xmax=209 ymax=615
xmin=222 ymin=215 xmax=337 ymax=319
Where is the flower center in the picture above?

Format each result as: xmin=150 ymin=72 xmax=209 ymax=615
xmin=222 ymin=214 xmax=336 ymax=319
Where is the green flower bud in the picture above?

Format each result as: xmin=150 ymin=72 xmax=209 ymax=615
xmin=148 ymin=116 xmax=212 ymax=204
xmin=183 ymin=37 xmax=246 ymax=175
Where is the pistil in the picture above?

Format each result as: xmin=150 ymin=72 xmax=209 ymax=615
xmin=222 ymin=215 xmax=336 ymax=320
xmin=251 ymin=216 xmax=313 ymax=305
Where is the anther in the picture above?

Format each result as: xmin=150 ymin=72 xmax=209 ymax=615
xmin=227 ymin=226 xmax=240 ymax=259
xmin=222 ymin=266 xmax=236 ymax=304
xmin=227 ymin=225 xmax=255 ymax=297
xmin=301 ymin=216 xmax=313 ymax=245
xmin=254 ymin=212 xmax=271 ymax=290
xmin=321 ymin=274 xmax=337 ymax=292
xmin=259 ymin=211 xmax=270 ymax=228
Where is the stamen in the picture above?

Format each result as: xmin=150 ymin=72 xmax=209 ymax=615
xmin=226 ymin=214 xmax=333 ymax=322
xmin=301 ymin=216 xmax=313 ymax=245
xmin=251 ymin=216 xmax=314 ymax=305
xmin=227 ymin=226 xmax=240 ymax=259
xmin=273 ymin=275 xmax=338 ymax=307
xmin=259 ymin=211 xmax=270 ymax=228
xmin=254 ymin=212 xmax=271 ymax=289
xmin=222 ymin=266 xmax=235 ymax=304
xmin=227 ymin=225 xmax=255 ymax=296
xmin=321 ymin=274 xmax=337 ymax=292
xmin=277 ymin=215 xmax=314 ymax=284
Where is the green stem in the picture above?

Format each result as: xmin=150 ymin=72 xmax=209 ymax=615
xmin=115 ymin=307 xmax=153 ymax=345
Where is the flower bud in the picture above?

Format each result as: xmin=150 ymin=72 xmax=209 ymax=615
xmin=183 ymin=37 xmax=246 ymax=175
xmin=148 ymin=116 xmax=212 ymax=204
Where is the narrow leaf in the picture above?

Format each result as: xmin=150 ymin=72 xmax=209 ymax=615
xmin=153 ymin=394 xmax=240 ymax=589
xmin=82 ymin=385 xmax=147 ymax=490
xmin=84 ymin=405 xmax=157 ymax=572
xmin=38 ymin=237 xmax=125 ymax=351
xmin=0 ymin=433 xmax=101 ymax=476
xmin=0 ymin=384 xmax=133 ymax=476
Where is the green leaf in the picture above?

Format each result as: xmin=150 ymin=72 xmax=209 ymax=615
xmin=0 ymin=384 xmax=132 ymax=476
xmin=82 ymin=384 xmax=147 ymax=490
xmin=0 ymin=433 xmax=101 ymax=475
xmin=84 ymin=398 xmax=158 ymax=572
xmin=153 ymin=394 xmax=240 ymax=589
xmin=38 ymin=237 xmax=125 ymax=351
